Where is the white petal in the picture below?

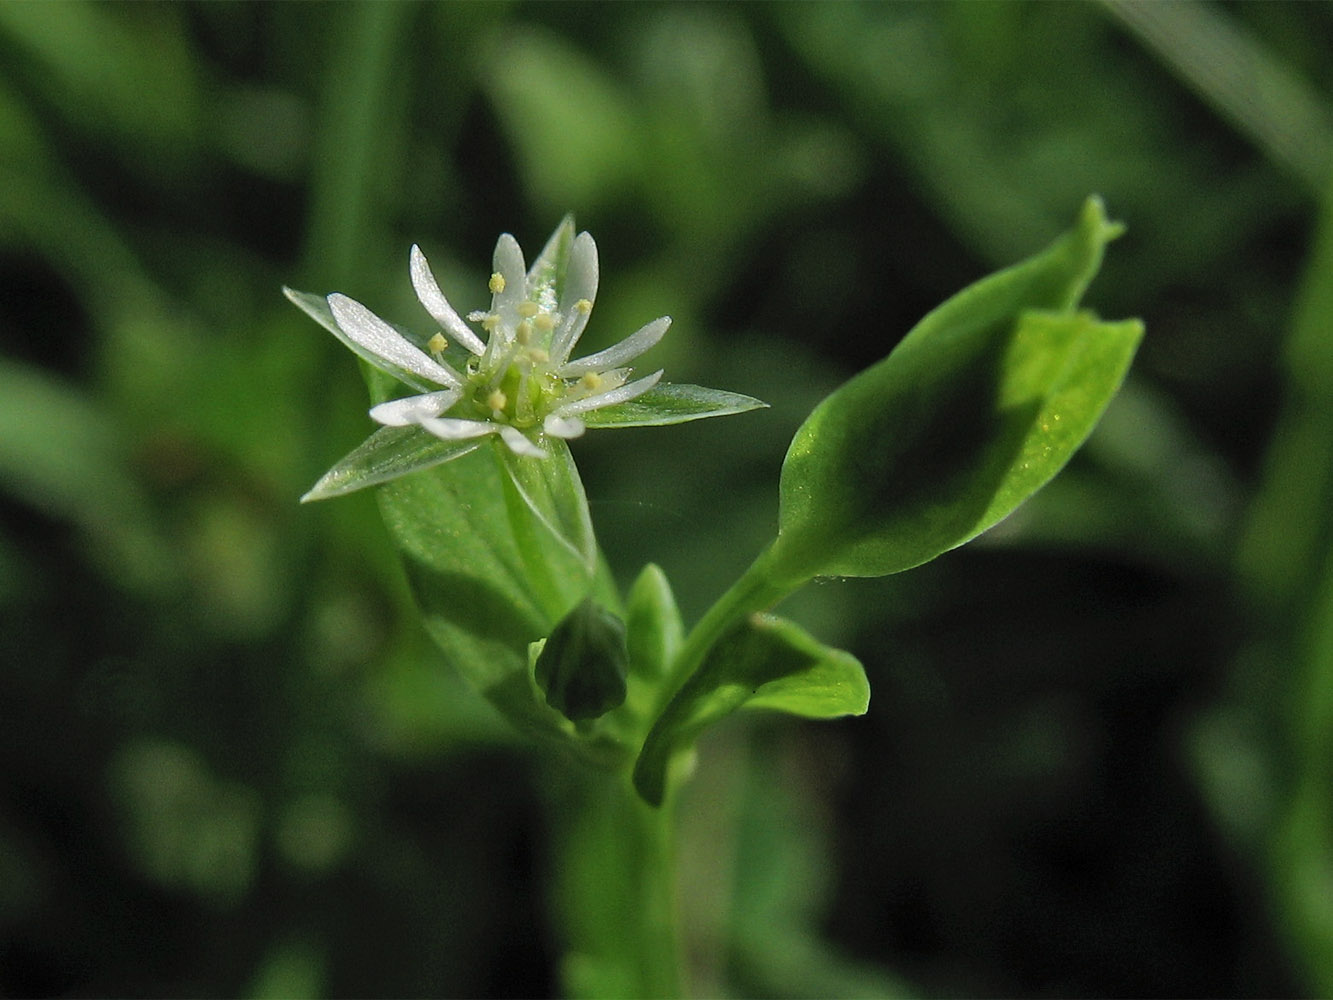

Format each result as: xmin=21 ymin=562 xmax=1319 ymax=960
xmin=543 ymin=414 xmax=586 ymax=439
xmin=369 ymin=389 xmax=461 ymax=426
xmin=554 ymin=369 xmax=664 ymax=417
xmin=329 ymin=294 xmax=463 ymax=388
xmin=499 ymin=425 xmax=546 ymax=457
xmin=550 ymin=232 xmax=599 ymax=365
xmin=492 ymin=234 xmax=526 ymax=315
xmin=417 ymin=416 xmax=500 ymax=441
xmin=409 ymin=245 xmax=486 ymax=355
xmin=560 ymin=316 xmax=671 ymax=376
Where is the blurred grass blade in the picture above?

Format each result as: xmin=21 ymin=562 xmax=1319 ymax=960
xmin=0 ymin=358 xmax=170 ymax=590
xmin=1100 ymin=0 xmax=1333 ymax=193
xmin=1238 ymin=173 xmax=1333 ymax=995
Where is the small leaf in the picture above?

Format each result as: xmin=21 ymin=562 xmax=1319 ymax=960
xmin=533 ymin=598 xmax=630 ymax=722
xmin=768 ymin=195 xmax=1143 ymax=584
xmin=625 ymin=564 xmax=684 ymax=681
xmin=301 ymin=424 xmax=482 ymax=502
xmin=633 ymin=614 xmax=868 ymax=806
xmin=582 ymin=383 xmax=768 ymax=428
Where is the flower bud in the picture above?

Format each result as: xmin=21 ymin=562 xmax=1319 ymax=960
xmin=534 ymin=598 xmax=629 ymax=722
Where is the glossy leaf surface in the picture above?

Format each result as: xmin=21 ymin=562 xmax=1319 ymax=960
xmin=770 ymin=196 xmax=1143 ymax=583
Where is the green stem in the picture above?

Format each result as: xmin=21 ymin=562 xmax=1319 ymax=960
xmin=628 ymin=542 xmax=807 ymax=806
xmin=551 ymin=767 xmax=684 ymax=998
xmin=660 ymin=541 xmax=803 ymax=708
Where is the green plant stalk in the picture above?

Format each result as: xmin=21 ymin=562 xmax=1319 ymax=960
xmin=551 ymin=767 xmax=684 ymax=999
xmin=659 ymin=542 xmax=802 ymax=711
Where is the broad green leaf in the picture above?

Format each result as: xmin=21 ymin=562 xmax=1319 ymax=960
xmin=581 ymin=383 xmax=768 ymax=428
xmin=768 ymin=196 xmax=1143 ymax=583
xmin=301 ymin=424 xmax=481 ymax=502
xmin=375 ymin=442 xmax=615 ymax=750
xmin=633 ymin=614 xmax=868 ymax=805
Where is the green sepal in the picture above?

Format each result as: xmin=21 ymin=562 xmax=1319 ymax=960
xmin=633 ymin=614 xmax=869 ymax=806
xmin=301 ymin=424 xmax=481 ymax=502
xmin=582 ymin=384 xmax=768 ymax=428
xmin=495 ymin=438 xmax=599 ymax=620
xmin=533 ymin=598 xmax=630 ymax=722
xmin=525 ymin=212 xmax=577 ymax=308
xmin=769 ymin=195 xmax=1143 ymax=583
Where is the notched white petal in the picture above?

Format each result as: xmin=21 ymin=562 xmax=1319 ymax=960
xmin=329 ymin=293 xmax=463 ymax=388
xmin=555 ymin=369 xmax=664 ymax=417
xmin=543 ymin=414 xmax=586 ymax=439
xmin=418 ymin=416 xmax=500 ymax=441
xmin=409 ymin=245 xmax=486 ymax=356
xmin=369 ymin=389 xmax=461 ymax=426
xmin=499 ymin=425 xmax=547 ymax=457
xmin=560 ymin=316 xmax=671 ymax=376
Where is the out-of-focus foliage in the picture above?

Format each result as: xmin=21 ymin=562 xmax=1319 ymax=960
xmin=1 ymin=2 xmax=1329 ymax=996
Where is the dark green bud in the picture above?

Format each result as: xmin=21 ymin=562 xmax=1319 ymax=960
xmin=534 ymin=598 xmax=629 ymax=722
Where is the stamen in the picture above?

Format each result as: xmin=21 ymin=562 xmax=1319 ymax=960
xmin=426 ymin=333 xmax=448 ymax=358
xmin=487 ymin=389 xmax=508 ymax=413
xmin=528 ymin=348 xmax=550 ymax=364
xmin=533 ymin=312 xmax=555 ymax=333
xmin=517 ymin=301 xmax=540 ymax=318
xmin=580 ymin=372 xmax=604 ymax=391
xmin=489 ymin=272 xmax=506 ymax=294
xmin=515 ymin=320 xmax=533 ymax=345
xmin=575 ymin=299 xmax=593 ymax=315
xmin=481 ymin=314 xmax=500 ymax=333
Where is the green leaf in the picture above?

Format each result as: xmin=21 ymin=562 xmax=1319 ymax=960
xmin=581 ymin=383 xmax=769 ymax=428
xmin=633 ymin=614 xmax=868 ymax=805
xmin=375 ymin=443 xmax=615 ymax=751
xmin=769 ymin=195 xmax=1143 ymax=583
xmin=301 ymin=424 xmax=482 ymax=502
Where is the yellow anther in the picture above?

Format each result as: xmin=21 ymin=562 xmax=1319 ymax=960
xmin=515 ymin=320 xmax=533 ymax=345
xmin=426 ymin=333 xmax=448 ymax=356
xmin=487 ymin=389 xmax=508 ymax=412
xmin=481 ymin=313 xmax=501 ymax=332
xmin=575 ymin=298 xmax=593 ymax=315
xmin=488 ymin=272 xmax=506 ymax=294
xmin=528 ymin=348 xmax=550 ymax=364
xmin=533 ymin=312 xmax=555 ymax=333
xmin=517 ymin=301 xmax=540 ymax=318
xmin=579 ymin=372 xmax=604 ymax=391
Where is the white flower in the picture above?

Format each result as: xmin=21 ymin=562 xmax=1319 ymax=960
xmin=286 ymin=218 xmax=766 ymax=501
xmin=330 ymin=230 xmax=668 ymax=458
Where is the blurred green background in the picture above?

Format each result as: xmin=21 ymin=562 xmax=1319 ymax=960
xmin=3 ymin=2 xmax=1332 ymax=996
